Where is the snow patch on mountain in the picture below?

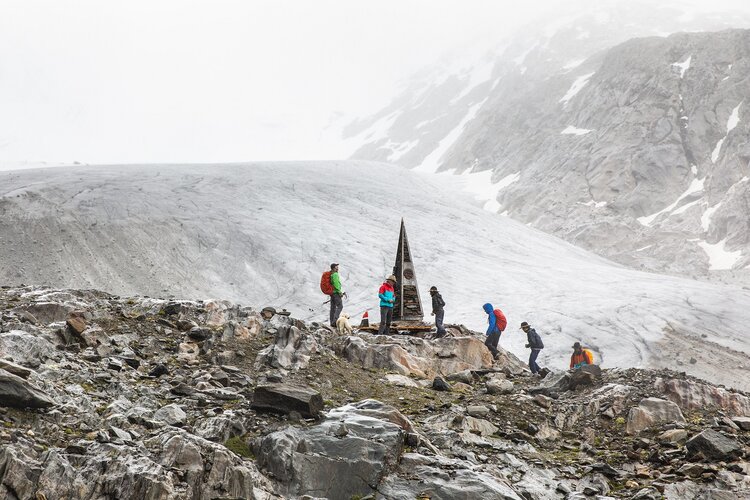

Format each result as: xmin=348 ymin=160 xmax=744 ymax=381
xmin=415 ymin=99 xmax=487 ymax=173
xmin=698 ymin=239 xmax=743 ymax=270
xmin=638 ymin=177 xmax=705 ymax=226
xmin=727 ymin=101 xmax=742 ymax=132
xmin=561 ymin=126 xmax=592 ymax=135
xmin=450 ymin=60 xmax=496 ymax=104
xmin=580 ymin=200 xmax=608 ymax=208
xmin=701 ymin=202 xmax=722 ymax=231
xmin=672 ymin=55 xmax=692 ymax=78
xmin=559 ymin=72 xmax=595 ymax=105
xmin=711 ymin=138 xmax=725 ymax=163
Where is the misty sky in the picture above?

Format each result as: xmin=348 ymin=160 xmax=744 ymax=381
xmin=1 ymin=0 xmax=749 ymax=166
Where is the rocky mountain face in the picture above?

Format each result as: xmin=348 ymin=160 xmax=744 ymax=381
xmin=344 ymin=3 xmax=750 ymax=282
xmin=1 ymin=285 xmax=750 ymax=499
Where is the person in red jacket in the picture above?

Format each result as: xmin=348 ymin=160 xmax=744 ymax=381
xmin=570 ymin=342 xmax=594 ymax=369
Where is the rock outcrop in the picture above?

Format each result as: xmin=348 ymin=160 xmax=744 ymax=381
xmin=0 ymin=286 xmax=749 ymax=499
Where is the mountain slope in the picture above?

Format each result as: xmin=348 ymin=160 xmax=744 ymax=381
xmin=342 ymin=5 xmax=750 ymax=282
xmin=1 ymin=162 xmax=749 ymax=389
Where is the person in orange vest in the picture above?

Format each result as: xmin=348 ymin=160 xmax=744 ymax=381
xmin=570 ymin=342 xmax=594 ymax=369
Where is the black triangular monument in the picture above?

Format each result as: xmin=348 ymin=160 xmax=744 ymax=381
xmin=392 ymin=219 xmax=424 ymax=322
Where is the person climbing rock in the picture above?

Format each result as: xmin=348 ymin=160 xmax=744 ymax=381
xmin=521 ymin=321 xmax=544 ymax=375
xmin=329 ymin=263 xmax=343 ymax=327
xmin=429 ymin=286 xmax=447 ymax=338
xmin=377 ymin=275 xmax=397 ymax=335
xmin=482 ymin=303 xmax=506 ymax=359
xmin=570 ymin=341 xmax=594 ymax=369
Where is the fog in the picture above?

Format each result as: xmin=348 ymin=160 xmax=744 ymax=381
xmin=1 ymin=0 xmax=750 ymax=166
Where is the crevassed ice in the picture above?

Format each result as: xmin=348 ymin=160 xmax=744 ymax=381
xmin=560 ymin=72 xmax=595 ymax=105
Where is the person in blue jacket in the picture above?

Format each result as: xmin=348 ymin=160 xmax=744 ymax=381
xmin=482 ymin=303 xmax=506 ymax=359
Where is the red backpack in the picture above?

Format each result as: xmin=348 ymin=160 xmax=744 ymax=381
xmin=320 ymin=271 xmax=333 ymax=295
xmin=494 ymin=309 xmax=507 ymax=331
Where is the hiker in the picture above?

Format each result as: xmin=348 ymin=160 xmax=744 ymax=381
xmin=377 ymin=275 xmax=397 ymax=335
xmin=570 ymin=341 xmax=594 ymax=369
xmin=521 ymin=321 xmax=544 ymax=375
xmin=429 ymin=286 xmax=447 ymax=338
xmin=329 ymin=263 xmax=343 ymax=327
xmin=482 ymin=303 xmax=506 ymax=359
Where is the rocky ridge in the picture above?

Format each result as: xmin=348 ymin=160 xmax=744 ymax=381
xmin=346 ymin=12 xmax=750 ymax=282
xmin=1 ymin=285 xmax=749 ymax=499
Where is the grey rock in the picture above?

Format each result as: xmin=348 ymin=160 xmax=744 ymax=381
xmin=446 ymin=369 xmax=475 ymax=384
xmin=187 ymin=326 xmax=212 ymax=341
xmin=686 ymin=429 xmax=743 ymax=460
xmin=467 ymin=405 xmax=491 ymax=418
xmin=253 ymin=400 xmax=408 ymax=499
xmin=486 ymin=376 xmax=514 ymax=395
xmin=0 ymin=330 xmax=57 ymax=368
xmin=626 ymin=397 xmax=686 ymax=434
xmin=731 ymin=416 xmax=750 ymax=431
xmin=0 ymin=359 xmax=33 ymax=379
xmin=432 ymin=376 xmax=451 ymax=392
xmin=0 ymin=368 xmax=55 ymax=408
xmin=252 ymin=383 xmax=323 ymax=418
xmin=153 ymin=403 xmax=187 ymax=427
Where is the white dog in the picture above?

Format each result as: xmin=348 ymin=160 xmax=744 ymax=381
xmin=336 ymin=313 xmax=353 ymax=335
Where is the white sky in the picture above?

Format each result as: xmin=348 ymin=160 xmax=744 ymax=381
xmin=1 ymin=0 xmax=748 ymax=165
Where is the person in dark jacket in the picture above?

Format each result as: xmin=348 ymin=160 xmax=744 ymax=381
xmin=482 ymin=303 xmax=506 ymax=359
xmin=429 ymin=286 xmax=447 ymax=338
xmin=521 ymin=321 xmax=544 ymax=375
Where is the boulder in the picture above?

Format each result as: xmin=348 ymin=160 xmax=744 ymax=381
xmin=0 ymin=368 xmax=55 ymax=408
xmin=655 ymin=377 xmax=750 ymax=416
xmin=339 ymin=334 xmax=496 ymax=379
xmin=0 ymin=359 xmax=33 ymax=379
xmin=658 ymin=429 xmax=689 ymax=445
xmin=432 ymin=377 xmax=451 ymax=391
xmin=66 ymin=312 xmax=87 ymax=335
xmin=252 ymin=383 xmax=323 ymax=419
xmin=187 ymin=326 xmax=212 ymax=341
xmin=568 ymin=364 xmax=602 ymax=389
xmin=255 ymin=325 xmax=317 ymax=371
xmin=384 ymin=374 xmax=420 ymax=388
xmin=731 ymin=416 xmax=750 ymax=431
xmin=253 ymin=400 xmax=407 ymax=499
xmin=0 ymin=330 xmax=57 ymax=369
xmin=686 ymin=429 xmax=743 ymax=461
xmin=626 ymin=397 xmax=686 ymax=434
xmin=486 ymin=376 xmax=514 ymax=395
xmin=446 ymin=369 xmax=475 ymax=384
xmin=153 ymin=404 xmax=187 ymax=427
xmin=378 ymin=453 xmax=523 ymax=500
xmin=19 ymin=302 xmax=73 ymax=324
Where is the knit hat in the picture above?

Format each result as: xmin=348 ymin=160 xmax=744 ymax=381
xmin=429 ymin=286 xmax=438 ymax=292
xmin=520 ymin=321 xmax=530 ymax=329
